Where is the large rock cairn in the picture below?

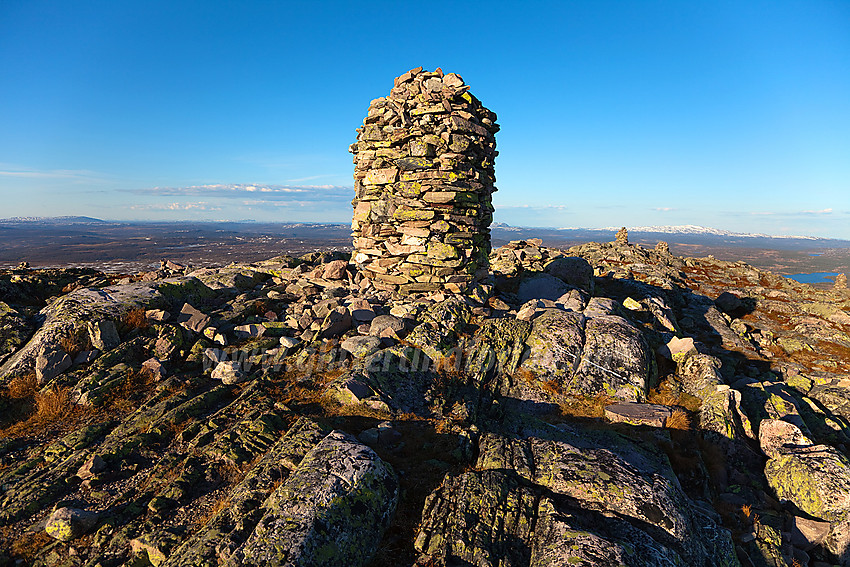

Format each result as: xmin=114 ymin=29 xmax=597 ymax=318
xmin=349 ymin=67 xmax=499 ymax=294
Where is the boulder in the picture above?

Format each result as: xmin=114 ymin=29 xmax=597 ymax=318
xmin=35 ymin=346 xmax=72 ymax=384
xmin=416 ymin=425 xmax=738 ymax=566
xmin=142 ymin=357 xmax=167 ymax=380
xmin=368 ymin=314 xmax=405 ymax=338
xmin=759 ymin=418 xmax=813 ymax=459
xmin=87 ymin=319 xmax=120 ymax=351
xmin=333 ymin=346 xmax=439 ymax=416
xmin=176 ymin=302 xmax=211 ymax=333
xmin=764 ymin=442 xmax=850 ymax=523
xmin=517 ymin=273 xmax=571 ymax=303
xmin=234 ymin=324 xmax=266 ymax=338
xmin=700 ymin=386 xmax=754 ymax=441
xmin=76 ymin=454 xmax=107 ymax=480
xmin=211 ymin=361 xmax=247 ymax=385
xmin=45 ymin=507 xmax=98 ymax=541
xmin=574 ymin=315 xmax=654 ymax=402
xmin=465 ymin=318 xmax=531 ymax=384
xmin=340 ymin=335 xmax=382 ymax=359
xmin=714 ymin=291 xmax=743 ymax=315
xmin=544 ymin=255 xmax=594 ymax=292
xmin=656 ymin=336 xmax=695 ymax=360
xmin=605 ymin=402 xmax=673 ymax=427
xmin=0 ymin=278 xmax=211 ymax=383
xmin=320 ymin=306 xmax=352 ymax=338
xmin=321 ymin=260 xmax=349 ymax=280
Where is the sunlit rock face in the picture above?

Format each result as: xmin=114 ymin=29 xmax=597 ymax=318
xmin=349 ymin=67 xmax=499 ymax=294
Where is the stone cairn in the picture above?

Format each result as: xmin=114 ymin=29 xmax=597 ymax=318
xmin=349 ymin=67 xmax=499 ymax=294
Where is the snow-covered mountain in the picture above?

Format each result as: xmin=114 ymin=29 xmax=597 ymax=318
xmin=597 ymin=225 xmax=821 ymax=240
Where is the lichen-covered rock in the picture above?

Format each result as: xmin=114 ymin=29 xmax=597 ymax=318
xmin=232 ymin=430 xmax=398 ymax=567
xmin=477 ymin=429 xmax=703 ymax=562
xmin=87 ymin=319 xmax=120 ymax=351
xmin=739 ymin=380 xmax=811 ymax=436
xmin=417 ymin=424 xmax=738 ymax=566
xmin=330 ymin=345 xmax=440 ymax=416
xmin=677 ymin=352 xmax=725 ymax=400
xmin=521 ymin=309 xmax=585 ymax=382
xmin=764 ymin=442 xmax=850 ymax=523
xmin=340 ymin=335 xmax=382 ymax=358
xmin=0 ymin=300 xmax=32 ymax=365
xmin=544 ymin=255 xmax=595 ymax=293
xmin=405 ymin=297 xmax=472 ymax=361
xmin=530 ymin=496 xmax=687 ymax=567
xmin=45 ymin=506 xmax=98 ymax=541
xmin=1 ymin=277 xmax=213 ymax=380
xmin=808 ymin=382 xmax=850 ymax=421
xmin=165 ymin=418 xmax=329 ymax=566
xmin=465 ymin=317 xmax=531 ymax=383
xmin=515 ymin=310 xmax=654 ymax=403
xmin=699 ymin=386 xmax=755 ymax=441
xmin=574 ymin=315 xmax=654 ymax=401
xmin=414 ymin=469 xmax=540 ymax=566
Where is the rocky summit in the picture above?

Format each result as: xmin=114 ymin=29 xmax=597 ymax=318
xmin=0 ymin=237 xmax=848 ymax=567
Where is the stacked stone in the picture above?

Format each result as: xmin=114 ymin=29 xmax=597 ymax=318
xmin=349 ymin=67 xmax=499 ymax=294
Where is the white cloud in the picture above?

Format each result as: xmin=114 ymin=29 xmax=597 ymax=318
xmin=500 ymin=204 xmax=568 ymax=210
xmin=653 ymin=207 xmax=675 ymax=211
xmin=0 ymin=164 xmax=107 ymax=182
xmin=129 ymin=183 xmax=353 ymax=202
xmin=129 ymin=202 xmax=222 ymax=211
xmin=749 ymin=208 xmax=838 ymax=217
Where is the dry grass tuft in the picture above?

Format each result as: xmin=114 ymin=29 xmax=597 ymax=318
xmin=59 ymin=327 xmax=90 ymax=357
xmin=0 ymin=378 xmax=95 ymax=439
xmin=648 ymin=387 xmax=679 ymax=406
xmin=6 ymin=373 xmax=38 ymax=399
xmin=34 ymin=385 xmax=73 ymax=423
xmin=512 ymin=368 xmax=620 ymax=420
xmin=665 ymin=409 xmax=692 ymax=430
xmin=741 ymin=504 xmax=752 ymax=519
xmin=648 ymin=376 xmax=703 ymax=412
xmin=104 ymin=368 xmax=156 ymax=413
xmin=10 ymin=531 xmax=53 ymax=561
xmin=556 ymin=392 xmax=616 ymax=419
xmin=123 ymin=308 xmax=149 ymax=330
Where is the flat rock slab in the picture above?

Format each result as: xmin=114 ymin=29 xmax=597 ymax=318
xmin=605 ymin=402 xmax=672 ymax=427
xmin=232 ymin=430 xmax=398 ymax=567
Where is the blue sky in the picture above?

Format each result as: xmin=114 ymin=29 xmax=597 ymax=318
xmin=1 ymin=1 xmax=848 ymax=238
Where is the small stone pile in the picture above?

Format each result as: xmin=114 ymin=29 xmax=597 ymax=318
xmin=349 ymin=67 xmax=499 ymax=295
xmin=615 ymin=227 xmax=629 ymax=245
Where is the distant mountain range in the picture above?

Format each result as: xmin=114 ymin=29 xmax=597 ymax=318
xmin=0 ymin=216 xmax=106 ymax=224
xmin=1 ymin=217 xmax=846 ymax=245
xmin=491 ymin=222 xmax=840 ymax=241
